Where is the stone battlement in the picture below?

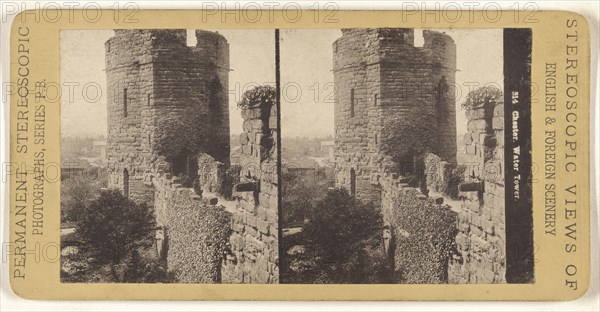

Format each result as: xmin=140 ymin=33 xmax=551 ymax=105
xmin=105 ymin=29 xmax=230 ymax=202
xmin=333 ymin=28 xmax=457 ymax=205
xmin=449 ymin=91 xmax=506 ymax=284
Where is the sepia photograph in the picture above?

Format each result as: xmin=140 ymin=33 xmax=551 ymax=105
xmin=280 ymin=28 xmax=533 ymax=284
xmin=60 ymin=29 xmax=279 ymax=284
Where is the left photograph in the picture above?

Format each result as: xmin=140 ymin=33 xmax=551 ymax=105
xmin=60 ymin=29 xmax=279 ymax=284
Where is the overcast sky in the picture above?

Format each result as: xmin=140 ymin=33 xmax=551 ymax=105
xmin=280 ymin=28 xmax=504 ymax=139
xmin=60 ymin=29 xmax=275 ymax=138
xmin=61 ymin=28 xmax=502 ymax=140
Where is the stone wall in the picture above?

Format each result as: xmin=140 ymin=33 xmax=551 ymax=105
xmin=379 ymin=154 xmax=459 ymax=282
xmin=221 ymin=98 xmax=279 ymax=284
xmin=149 ymin=96 xmax=280 ymax=284
xmin=105 ymin=30 xmax=157 ymax=204
xmin=105 ymin=29 xmax=279 ymax=284
xmin=332 ymin=28 xmax=386 ymax=204
xmin=378 ymin=96 xmax=505 ymax=284
xmin=423 ymin=153 xmax=454 ymax=194
xmin=448 ymin=98 xmax=506 ymax=284
xmin=386 ymin=187 xmax=457 ymax=283
xmin=332 ymin=28 xmax=457 ymax=205
xmin=197 ymin=153 xmax=227 ymax=195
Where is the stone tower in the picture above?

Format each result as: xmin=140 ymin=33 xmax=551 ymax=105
xmin=332 ymin=28 xmax=457 ymax=203
xmin=105 ymin=29 xmax=230 ymax=202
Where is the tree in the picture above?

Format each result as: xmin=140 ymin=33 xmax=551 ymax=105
xmin=380 ymin=105 xmax=438 ymax=175
xmin=77 ymin=189 xmax=156 ymax=265
xmin=61 ymin=168 xmax=107 ymax=223
xmin=302 ymin=188 xmax=391 ymax=283
xmin=281 ymin=170 xmax=329 ymax=227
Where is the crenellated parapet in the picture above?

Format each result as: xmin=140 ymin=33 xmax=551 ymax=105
xmin=105 ymin=29 xmax=230 ymax=202
xmin=332 ymin=28 xmax=457 ymax=204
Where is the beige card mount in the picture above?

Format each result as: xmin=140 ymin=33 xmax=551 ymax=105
xmin=7 ymin=9 xmax=591 ymax=300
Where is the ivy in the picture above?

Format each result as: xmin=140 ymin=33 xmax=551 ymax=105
xmin=154 ymin=106 xmax=210 ymax=164
xmin=166 ymin=190 xmax=231 ymax=283
xmin=391 ymin=188 xmax=457 ymax=283
xmin=380 ymin=105 xmax=438 ymax=171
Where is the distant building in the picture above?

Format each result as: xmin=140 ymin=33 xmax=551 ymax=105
xmin=283 ymin=158 xmax=318 ymax=176
xmin=61 ymin=158 xmax=103 ymax=180
xmin=60 ymin=161 xmax=86 ymax=180
xmin=320 ymin=140 xmax=334 ymax=160
xmin=93 ymin=140 xmax=107 ymax=162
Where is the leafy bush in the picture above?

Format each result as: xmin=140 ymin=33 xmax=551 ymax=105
xmin=461 ymin=85 xmax=503 ymax=111
xmin=380 ymin=105 xmax=438 ymax=174
xmin=297 ymin=188 xmax=392 ymax=283
xmin=61 ymin=249 xmax=174 ymax=283
xmin=122 ymin=250 xmax=176 ymax=283
xmin=237 ymin=85 xmax=276 ymax=110
xmin=390 ymin=189 xmax=457 ymax=283
xmin=77 ymin=189 xmax=156 ymax=265
xmin=62 ymin=189 xmax=169 ymax=283
xmin=281 ymin=170 xmax=329 ymax=227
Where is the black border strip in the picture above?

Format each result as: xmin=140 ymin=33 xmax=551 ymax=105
xmin=503 ymin=28 xmax=534 ymax=283
xmin=275 ymin=28 xmax=283 ymax=284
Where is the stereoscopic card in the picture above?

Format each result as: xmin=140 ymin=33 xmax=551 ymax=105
xmin=6 ymin=9 xmax=592 ymax=300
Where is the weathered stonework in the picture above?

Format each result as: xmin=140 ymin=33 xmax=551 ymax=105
xmin=448 ymin=98 xmax=506 ymax=284
xmin=105 ymin=29 xmax=230 ymax=202
xmin=221 ymin=101 xmax=279 ymax=284
xmin=333 ymin=28 xmax=457 ymax=204
xmin=379 ymin=98 xmax=506 ymax=284
xmin=332 ymin=29 xmax=507 ymax=284
xmin=197 ymin=153 xmax=228 ymax=195
xmin=105 ymin=30 xmax=278 ymax=284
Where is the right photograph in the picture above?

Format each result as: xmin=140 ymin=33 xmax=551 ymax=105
xmin=280 ymin=28 xmax=533 ymax=284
